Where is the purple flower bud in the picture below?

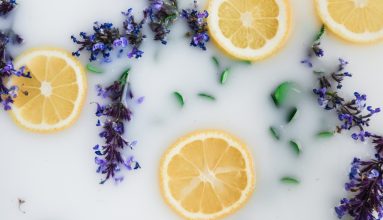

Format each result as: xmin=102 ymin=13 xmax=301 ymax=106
xmin=1 ymin=96 xmax=13 ymax=110
xmin=151 ymin=0 xmax=163 ymax=10
xmin=113 ymin=121 xmax=124 ymax=134
xmin=136 ymin=96 xmax=145 ymax=104
xmin=93 ymin=144 xmax=100 ymax=150
xmin=335 ymin=200 xmax=349 ymax=218
xmin=127 ymin=47 xmax=144 ymax=59
xmin=92 ymin=42 xmax=105 ymax=51
xmin=124 ymin=156 xmax=134 ymax=170
xmin=95 ymin=157 xmax=105 ymax=165
xmin=113 ymin=37 xmax=128 ymax=48
xmin=95 ymin=150 xmax=104 ymax=156
xmin=367 ymin=169 xmax=380 ymax=179
xmin=367 ymin=106 xmax=381 ymax=114
xmin=338 ymin=58 xmax=349 ymax=70
xmin=114 ymin=176 xmax=124 ymax=183
xmin=129 ymin=140 xmax=138 ymax=149
xmin=95 ymin=103 xmax=105 ymax=117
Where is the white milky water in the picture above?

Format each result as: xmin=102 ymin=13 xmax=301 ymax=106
xmin=1 ymin=0 xmax=383 ymax=219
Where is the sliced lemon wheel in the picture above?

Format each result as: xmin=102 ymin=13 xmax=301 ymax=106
xmin=315 ymin=0 xmax=383 ymax=43
xmin=10 ymin=48 xmax=87 ymax=133
xmin=160 ymin=130 xmax=255 ymax=220
xmin=207 ymin=0 xmax=292 ymax=61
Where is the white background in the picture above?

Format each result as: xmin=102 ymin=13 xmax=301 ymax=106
xmin=1 ymin=0 xmax=383 ymax=219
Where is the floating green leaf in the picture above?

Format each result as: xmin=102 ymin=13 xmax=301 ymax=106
xmin=313 ymin=70 xmax=325 ymax=75
xmin=281 ymin=176 xmax=300 ymax=185
xmin=317 ymin=131 xmax=335 ymax=138
xmin=86 ymin=63 xmax=104 ymax=74
xmin=198 ymin=93 xmax=216 ymax=101
xmin=119 ymin=68 xmax=130 ymax=86
xmin=173 ymin=91 xmax=184 ymax=107
xmin=286 ymin=107 xmax=299 ymax=123
xmin=212 ymin=56 xmax=220 ymax=68
xmin=220 ymin=68 xmax=230 ymax=84
xmin=271 ymin=82 xmax=301 ymax=107
xmin=241 ymin=60 xmax=252 ymax=65
xmin=270 ymin=126 xmax=281 ymax=140
xmin=289 ymin=140 xmax=302 ymax=155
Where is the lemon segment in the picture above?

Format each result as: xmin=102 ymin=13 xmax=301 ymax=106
xmin=208 ymin=0 xmax=292 ymax=61
xmin=160 ymin=130 xmax=255 ymax=220
xmin=315 ymin=0 xmax=383 ymax=43
xmin=10 ymin=48 xmax=87 ymax=133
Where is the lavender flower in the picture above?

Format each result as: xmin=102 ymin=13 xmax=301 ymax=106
xmin=122 ymin=8 xmax=147 ymax=58
xmin=307 ymin=25 xmax=383 ymax=220
xmin=335 ymin=156 xmax=383 ymax=220
xmin=301 ymin=25 xmax=325 ymax=67
xmin=312 ymin=42 xmax=324 ymax=57
xmin=181 ymin=2 xmax=209 ymax=50
xmin=71 ymin=9 xmax=146 ymax=61
xmin=0 ymin=30 xmax=29 ymax=111
xmin=311 ymin=59 xmax=379 ymax=138
xmin=0 ymin=0 xmax=16 ymax=16
xmin=145 ymin=0 xmax=179 ymax=44
xmin=71 ymin=22 xmax=120 ymax=61
xmin=93 ymin=69 xmax=140 ymax=184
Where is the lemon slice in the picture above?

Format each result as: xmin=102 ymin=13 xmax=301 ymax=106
xmin=315 ymin=0 xmax=383 ymax=43
xmin=207 ymin=0 xmax=292 ymax=61
xmin=160 ymin=130 xmax=255 ymax=220
xmin=10 ymin=48 xmax=87 ymax=133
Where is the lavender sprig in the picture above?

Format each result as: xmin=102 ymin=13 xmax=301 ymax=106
xmin=122 ymin=8 xmax=146 ymax=58
xmin=181 ymin=1 xmax=209 ymax=50
xmin=301 ymin=25 xmax=325 ymax=67
xmin=71 ymin=9 xmax=146 ymax=62
xmin=71 ymin=22 xmax=120 ymax=62
xmin=0 ymin=30 xmax=29 ymax=111
xmin=145 ymin=0 xmax=178 ymax=44
xmin=335 ymin=156 xmax=383 ymax=220
xmin=312 ymin=58 xmax=380 ymax=141
xmin=93 ymin=69 xmax=140 ymax=184
xmin=0 ymin=0 xmax=16 ymax=16
xmin=305 ymin=25 xmax=383 ymax=220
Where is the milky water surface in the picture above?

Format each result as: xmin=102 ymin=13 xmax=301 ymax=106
xmin=1 ymin=0 xmax=383 ymax=219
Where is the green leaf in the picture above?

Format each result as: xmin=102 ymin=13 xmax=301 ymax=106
xmin=289 ymin=140 xmax=302 ymax=155
xmin=313 ymin=70 xmax=325 ymax=75
xmin=198 ymin=93 xmax=216 ymax=101
xmin=211 ymin=56 xmax=220 ymax=68
xmin=220 ymin=68 xmax=230 ymax=84
xmin=86 ymin=63 xmax=104 ymax=74
xmin=317 ymin=131 xmax=335 ymax=138
xmin=314 ymin=24 xmax=325 ymax=41
xmin=119 ymin=68 xmax=131 ymax=86
xmin=173 ymin=92 xmax=185 ymax=107
xmin=286 ymin=107 xmax=299 ymax=123
xmin=280 ymin=176 xmax=300 ymax=185
xmin=270 ymin=126 xmax=281 ymax=140
xmin=271 ymin=82 xmax=301 ymax=107
xmin=241 ymin=60 xmax=252 ymax=65
xmin=164 ymin=13 xmax=177 ymax=24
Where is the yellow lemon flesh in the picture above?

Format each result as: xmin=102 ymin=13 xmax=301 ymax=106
xmin=315 ymin=0 xmax=383 ymax=43
xmin=10 ymin=48 xmax=87 ymax=133
xmin=208 ymin=0 xmax=292 ymax=61
xmin=160 ymin=130 xmax=255 ymax=220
